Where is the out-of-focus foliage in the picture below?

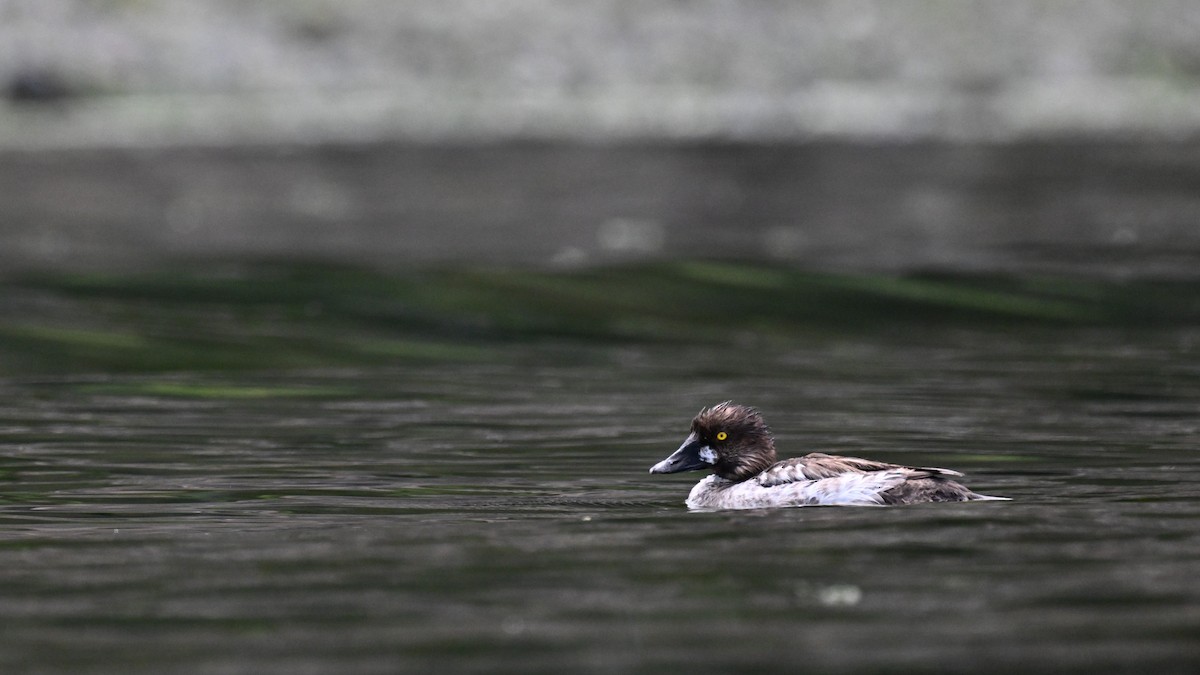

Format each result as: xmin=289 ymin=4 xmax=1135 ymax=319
xmin=3 ymin=262 xmax=1198 ymax=374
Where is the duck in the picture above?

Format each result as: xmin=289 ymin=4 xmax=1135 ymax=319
xmin=650 ymin=402 xmax=1008 ymax=510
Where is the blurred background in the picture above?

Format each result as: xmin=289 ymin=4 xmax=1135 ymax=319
xmin=3 ymin=0 xmax=1200 ymax=276
xmin=3 ymin=4 xmax=1200 ymax=675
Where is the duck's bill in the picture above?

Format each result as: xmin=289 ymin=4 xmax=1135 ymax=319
xmin=649 ymin=432 xmax=714 ymax=474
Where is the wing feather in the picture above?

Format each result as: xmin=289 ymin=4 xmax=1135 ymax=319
xmin=756 ymin=452 xmax=963 ymax=487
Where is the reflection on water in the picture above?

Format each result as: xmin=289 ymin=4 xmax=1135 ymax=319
xmin=1 ymin=269 xmax=1199 ymax=672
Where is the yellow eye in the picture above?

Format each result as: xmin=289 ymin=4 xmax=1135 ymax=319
xmin=716 ymin=431 xmax=728 ymax=441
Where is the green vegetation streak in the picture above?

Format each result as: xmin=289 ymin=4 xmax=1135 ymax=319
xmin=1 ymin=261 xmax=1197 ymax=374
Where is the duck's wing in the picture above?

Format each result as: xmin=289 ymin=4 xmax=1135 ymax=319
xmin=756 ymin=452 xmax=963 ymax=488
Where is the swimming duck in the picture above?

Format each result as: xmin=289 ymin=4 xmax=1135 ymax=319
xmin=650 ymin=402 xmax=1007 ymax=510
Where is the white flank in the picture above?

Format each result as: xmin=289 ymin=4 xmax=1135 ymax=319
xmin=685 ymin=471 xmax=914 ymax=510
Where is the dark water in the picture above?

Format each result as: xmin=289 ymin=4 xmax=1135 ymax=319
xmin=7 ymin=142 xmax=1200 ymax=277
xmin=2 ymin=319 xmax=1199 ymax=673
xmin=2 ymin=265 xmax=1200 ymax=667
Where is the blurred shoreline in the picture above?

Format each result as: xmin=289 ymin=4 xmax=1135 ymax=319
xmin=3 ymin=1 xmax=1200 ymax=277
xmin=5 ymin=1 xmax=1200 ymax=149
xmin=4 ymin=77 xmax=1200 ymax=151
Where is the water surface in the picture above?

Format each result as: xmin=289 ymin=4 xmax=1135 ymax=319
xmin=1 ymin=269 xmax=1199 ymax=673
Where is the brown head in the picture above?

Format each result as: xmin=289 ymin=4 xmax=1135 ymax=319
xmin=649 ymin=402 xmax=777 ymax=482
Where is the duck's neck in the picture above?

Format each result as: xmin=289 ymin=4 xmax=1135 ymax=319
xmin=718 ymin=443 xmax=777 ymax=482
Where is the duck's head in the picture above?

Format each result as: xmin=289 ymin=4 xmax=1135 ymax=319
xmin=650 ymin=402 xmax=777 ymax=482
